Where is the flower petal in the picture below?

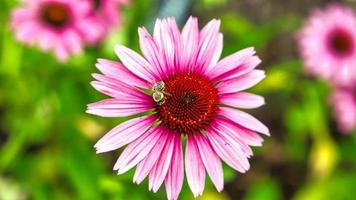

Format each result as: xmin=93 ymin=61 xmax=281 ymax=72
xmin=212 ymin=121 xmax=253 ymax=158
xmin=94 ymin=115 xmax=155 ymax=153
xmin=181 ymin=16 xmax=199 ymax=73
xmin=63 ymin=29 xmax=82 ymax=55
xmin=11 ymin=8 xmax=36 ymax=27
xmin=133 ymin=130 xmax=168 ymax=184
xmin=220 ymin=92 xmax=265 ymax=109
xmin=185 ymin=134 xmax=206 ymax=197
xmin=115 ymin=45 xmax=157 ymax=82
xmin=206 ymin=47 xmax=257 ymax=80
xmin=96 ymin=59 xmax=149 ymax=88
xmin=148 ymin=133 xmax=175 ymax=192
xmin=217 ymin=118 xmax=264 ymax=146
xmin=206 ymin=126 xmax=250 ymax=173
xmin=38 ymin=30 xmax=56 ymax=51
xmin=331 ymin=88 xmax=356 ymax=133
xmin=219 ymin=107 xmax=269 ymax=135
xmin=217 ymin=70 xmax=266 ymax=94
xmin=195 ymin=134 xmax=224 ymax=192
xmin=86 ymin=106 xmax=150 ymax=117
xmin=152 ymin=18 xmax=181 ymax=76
xmin=114 ymin=126 xmax=162 ymax=174
xmin=87 ymin=98 xmax=152 ymax=117
xmin=138 ymin=27 xmax=166 ymax=79
xmin=54 ymin=40 xmax=69 ymax=62
xmin=91 ymin=73 xmax=148 ymax=99
xmin=164 ymin=134 xmax=184 ymax=200
xmin=218 ymin=55 xmax=262 ymax=82
xmin=195 ymin=19 xmax=222 ymax=73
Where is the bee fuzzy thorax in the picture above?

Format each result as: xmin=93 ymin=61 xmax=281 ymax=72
xmin=152 ymin=81 xmax=166 ymax=105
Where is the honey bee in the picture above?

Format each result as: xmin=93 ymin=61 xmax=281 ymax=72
xmin=152 ymin=81 xmax=166 ymax=105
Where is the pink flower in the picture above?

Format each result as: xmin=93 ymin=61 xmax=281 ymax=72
xmin=298 ymin=4 xmax=356 ymax=86
xmin=84 ymin=0 xmax=129 ymax=43
xmin=87 ymin=17 xmax=269 ymax=200
xmin=331 ymin=86 xmax=356 ymax=133
xmin=11 ymin=0 xmax=94 ymax=61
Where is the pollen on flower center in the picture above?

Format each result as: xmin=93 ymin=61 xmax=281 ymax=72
xmin=155 ymin=73 xmax=219 ymax=134
xmin=329 ymin=29 xmax=354 ymax=56
xmin=40 ymin=2 xmax=70 ymax=28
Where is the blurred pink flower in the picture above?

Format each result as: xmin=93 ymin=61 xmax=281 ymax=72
xmin=87 ymin=17 xmax=269 ymax=199
xmin=11 ymin=0 xmax=127 ymax=61
xmin=298 ymin=4 xmax=356 ymax=86
xmin=84 ymin=0 xmax=129 ymax=43
xmin=331 ymin=87 xmax=356 ymax=133
xmin=11 ymin=0 xmax=107 ymax=61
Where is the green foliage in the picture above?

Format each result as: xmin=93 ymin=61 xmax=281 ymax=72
xmin=245 ymin=178 xmax=282 ymax=200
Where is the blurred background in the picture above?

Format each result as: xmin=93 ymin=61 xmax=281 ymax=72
xmin=1 ymin=0 xmax=356 ymax=199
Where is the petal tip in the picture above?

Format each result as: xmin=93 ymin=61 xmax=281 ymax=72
xmin=117 ymin=169 xmax=125 ymax=175
xmin=97 ymin=58 xmax=105 ymax=64
xmin=95 ymin=148 xmax=105 ymax=154
xmin=85 ymin=109 xmax=94 ymax=115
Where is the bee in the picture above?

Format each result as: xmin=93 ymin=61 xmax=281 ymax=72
xmin=152 ymin=81 xmax=166 ymax=105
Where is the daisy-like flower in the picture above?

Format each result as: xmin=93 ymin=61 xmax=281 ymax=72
xmin=298 ymin=4 xmax=356 ymax=86
xmin=85 ymin=0 xmax=129 ymax=43
xmin=11 ymin=0 xmax=94 ymax=61
xmin=87 ymin=17 xmax=269 ymax=199
xmin=331 ymin=86 xmax=356 ymax=133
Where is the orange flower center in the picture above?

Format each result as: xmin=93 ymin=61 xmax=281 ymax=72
xmin=155 ymin=73 xmax=219 ymax=134
xmin=329 ymin=29 xmax=354 ymax=56
xmin=92 ymin=0 xmax=102 ymax=10
xmin=40 ymin=2 xmax=70 ymax=28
